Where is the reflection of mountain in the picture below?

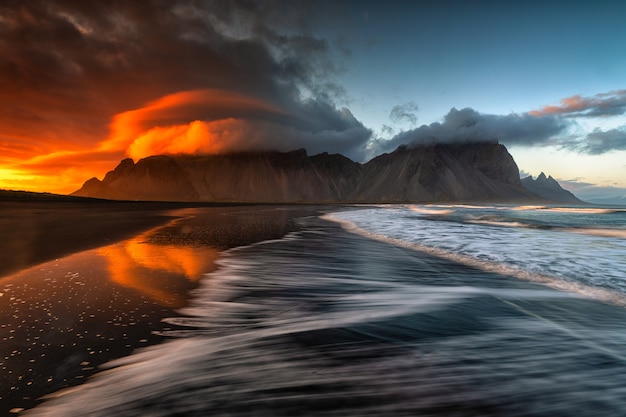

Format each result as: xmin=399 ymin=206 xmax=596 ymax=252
xmin=98 ymin=231 xmax=219 ymax=308
xmin=521 ymin=172 xmax=584 ymax=204
xmin=73 ymin=143 xmax=543 ymax=203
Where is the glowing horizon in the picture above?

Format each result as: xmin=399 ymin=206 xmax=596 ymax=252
xmin=1 ymin=1 xmax=624 ymax=201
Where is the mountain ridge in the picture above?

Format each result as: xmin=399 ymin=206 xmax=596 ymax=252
xmin=520 ymin=172 xmax=584 ymax=204
xmin=73 ymin=143 xmax=566 ymax=203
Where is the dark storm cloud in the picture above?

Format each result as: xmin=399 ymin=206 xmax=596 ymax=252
xmin=0 ymin=0 xmax=370 ymax=160
xmin=374 ymin=107 xmax=567 ymax=154
xmin=389 ymin=102 xmax=418 ymax=125
xmin=530 ymin=90 xmax=626 ymax=118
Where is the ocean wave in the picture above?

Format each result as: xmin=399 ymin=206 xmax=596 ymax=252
xmin=324 ymin=212 xmax=626 ymax=308
xmin=466 ymin=219 xmax=626 ymax=239
xmin=563 ymin=227 xmax=626 ymax=239
xmin=541 ymin=207 xmax=624 ymax=214
xmin=509 ymin=205 xmax=548 ymax=211
xmin=408 ymin=206 xmax=455 ymax=215
xmin=466 ymin=219 xmax=532 ymax=228
xmin=25 ymin=213 xmax=626 ymax=417
xmin=507 ymin=205 xmax=626 ymax=214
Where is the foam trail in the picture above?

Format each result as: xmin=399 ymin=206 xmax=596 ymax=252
xmin=24 ymin=212 xmax=626 ymax=417
xmin=564 ymin=228 xmax=626 ymax=239
xmin=323 ymin=212 xmax=626 ymax=307
xmin=408 ymin=206 xmax=455 ymax=215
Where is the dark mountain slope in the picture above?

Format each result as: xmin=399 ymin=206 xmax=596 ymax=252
xmin=73 ymin=143 xmax=545 ymax=203
xmin=521 ymin=173 xmax=584 ymax=204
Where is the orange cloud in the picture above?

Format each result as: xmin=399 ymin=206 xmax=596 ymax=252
xmin=529 ymin=90 xmax=626 ymax=117
xmin=101 ymin=89 xmax=289 ymax=155
xmin=0 ymin=88 xmax=288 ymax=194
xmin=529 ymin=95 xmax=587 ymax=116
xmin=128 ymin=119 xmax=235 ymax=159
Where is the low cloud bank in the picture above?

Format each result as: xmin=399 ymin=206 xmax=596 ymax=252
xmin=372 ymin=90 xmax=626 ymax=158
xmin=371 ymin=107 xmax=567 ymax=156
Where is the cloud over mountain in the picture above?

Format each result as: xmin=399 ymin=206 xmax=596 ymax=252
xmin=371 ymin=90 xmax=626 ymax=158
xmin=1 ymin=1 xmax=623 ymax=195
xmin=0 ymin=0 xmax=370 ymax=173
xmin=373 ymin=107 xmax=567 ymax=154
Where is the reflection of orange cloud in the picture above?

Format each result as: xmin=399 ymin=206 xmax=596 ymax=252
xmin=98 ymin=232 xmax=219 ymax=307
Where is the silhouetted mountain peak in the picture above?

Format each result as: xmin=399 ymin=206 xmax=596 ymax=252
xmin=73 ymin=144 xmax=545 ymax=203
xmin=521 ymin=173 xmax=584 ymax=204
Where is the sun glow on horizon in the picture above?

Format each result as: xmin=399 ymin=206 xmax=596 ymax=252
xmin=0 ymin=88 xmax=292 ymax=194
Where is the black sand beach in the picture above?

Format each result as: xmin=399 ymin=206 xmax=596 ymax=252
xmin=17 ymin=210 xmax=626 ymax=417
xmin=0 ymin=201 xmax=322 ymax=415
xmin=4 ymin=202 xmax=626 ymax=416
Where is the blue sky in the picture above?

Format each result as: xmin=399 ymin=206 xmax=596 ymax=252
xmin=1 ymin=0 xmax=625 ymax=202
xmin=322 ymin=1 xmax=626 ymax=202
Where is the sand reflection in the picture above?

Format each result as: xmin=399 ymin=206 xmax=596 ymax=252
xmin=98 ymin=230 xmax=219 ymax=308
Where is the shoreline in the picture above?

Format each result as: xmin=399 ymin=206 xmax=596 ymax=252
xmin=0 ymin=201 xmax=187 ymax=279
xmin=19 ymin=208 xmax=626 ymax=417
xmin=1 ymin=203 xmax=328 ymax=415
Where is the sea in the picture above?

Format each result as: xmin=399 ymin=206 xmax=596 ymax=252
xmin=21 ymin=204 xmax=626 ymax=416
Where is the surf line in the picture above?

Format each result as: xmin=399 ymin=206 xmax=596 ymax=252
xmin=322 ymin=213 xmax=626 ymax=308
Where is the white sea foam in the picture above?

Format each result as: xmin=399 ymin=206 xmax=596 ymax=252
xmin=24 ymin=211 xmax=626 ymax=417
xmin=563 ymin=228 xmax=626 ymax=239
xmin=510 ymin=205 xmax=548 ymax=211
xmin=542 ymin=207 xmax=623 ymax=214
xmin=467 ymin=219 xmax=529 ymax=228
xmin=408 ymin=206 xmax=455 ymax=215
xmin=324 ymin=208 xmax=626 ymax=307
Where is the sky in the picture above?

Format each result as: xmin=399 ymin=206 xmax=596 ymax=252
xmin=1 ymin=0 xmax=625 ymax=203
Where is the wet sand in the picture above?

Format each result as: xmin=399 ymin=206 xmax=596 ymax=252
xmin=0 ymin=201 xmax=199 ymax=278
xmin=0 ymin=202 xmax=324 ymax=415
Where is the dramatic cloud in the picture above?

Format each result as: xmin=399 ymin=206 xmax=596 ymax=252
xmin=373 ymin=95 xmax=626 ymax=158
xmin=0 ymin=0 xmax=369 ymax=192
xmin=530 ymin=90 xmax=626 ymax=117
xmin=100 ymin=89 xmax=289 ymax=156
xmin=374 ymin=107 xmax=567 ymax=154
xmin=1 ymin=0 xmax=623 ymax=195
xmin=100 ymin=88 xmax=370 ymax=161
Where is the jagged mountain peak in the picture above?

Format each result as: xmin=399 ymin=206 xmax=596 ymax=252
xmin=521 ymin=173 xmax=584 ymax=204
xmin=73 ymin=143 xmax=545 ymax=203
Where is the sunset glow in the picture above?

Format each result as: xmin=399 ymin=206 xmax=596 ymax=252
xmin=0 ymin=88 xmax=290 ymax=194
xmin=102 ymin=89 xmax=288 ymax=154
xmin=1 ymin=1 xmax=625 ymax=202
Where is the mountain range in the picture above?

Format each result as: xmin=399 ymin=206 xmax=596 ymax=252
xmin=72 ymin=143 xmax=579 ymax=204
xmin=520 ymin=172 xmax=583 ymax=204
